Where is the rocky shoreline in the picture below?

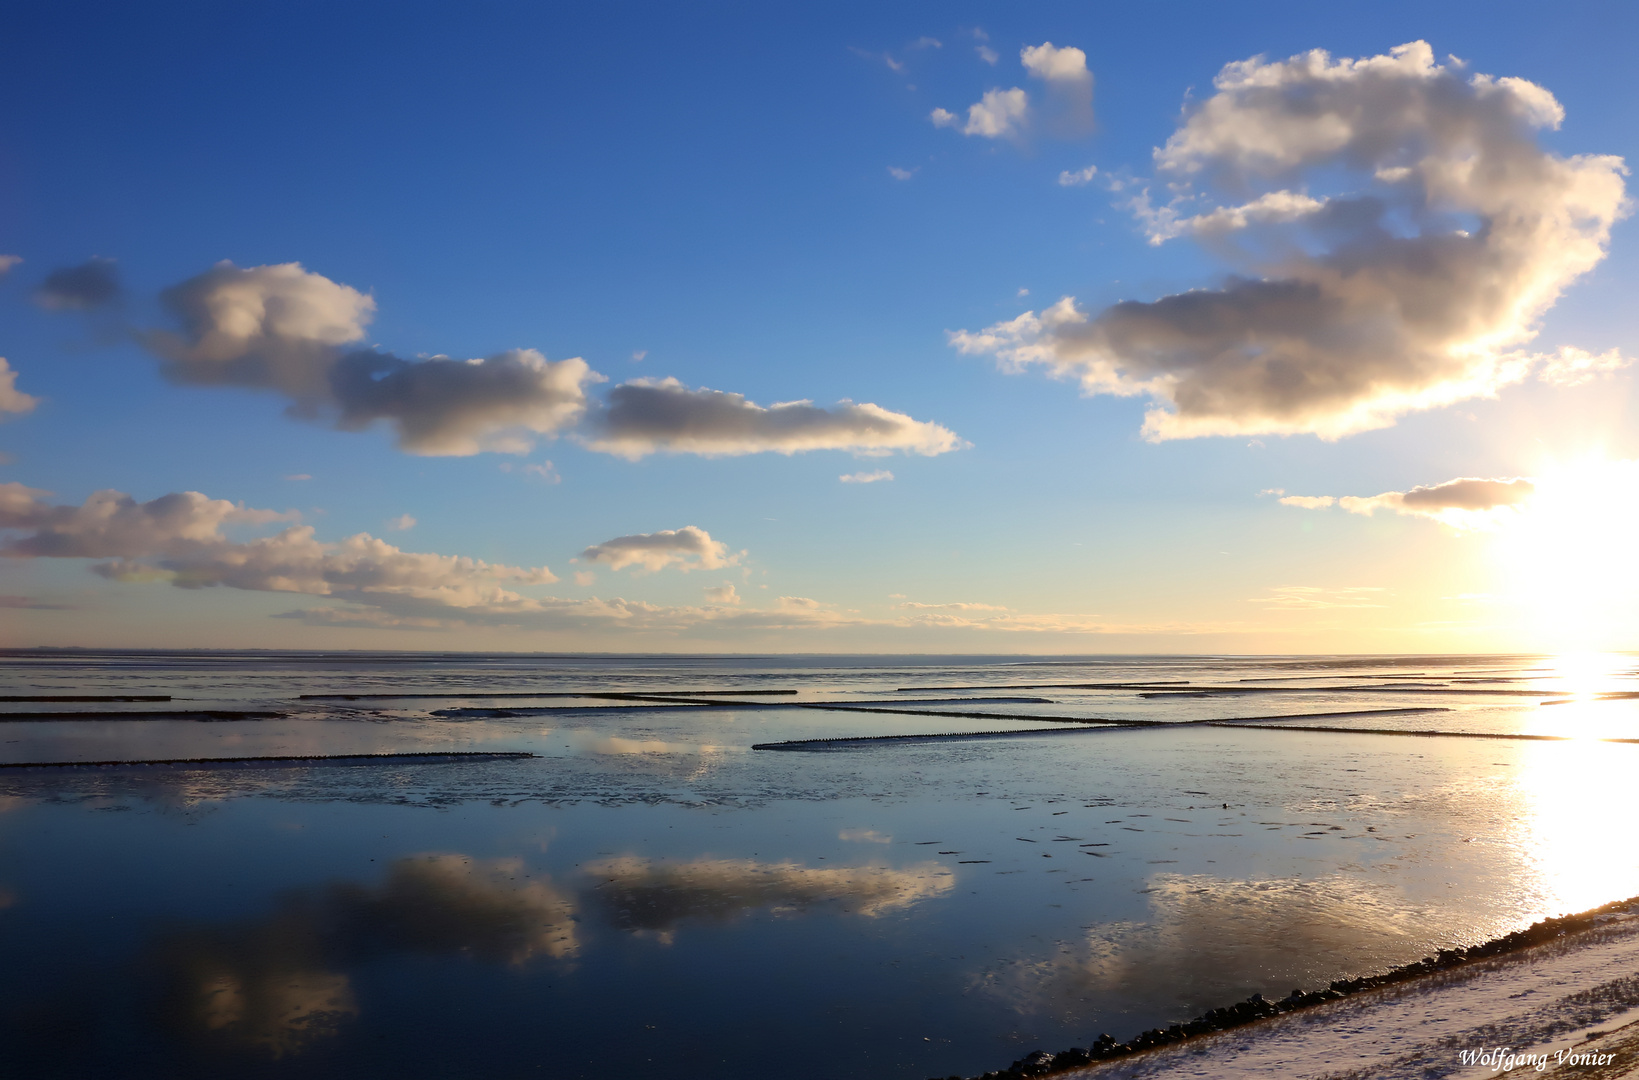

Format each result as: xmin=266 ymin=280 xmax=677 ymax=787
xmin=940 ymin=894 xmax=1639 ymax=1080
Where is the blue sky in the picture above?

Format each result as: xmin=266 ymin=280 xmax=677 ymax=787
xmin=3 ymin=1 xmax=1638 ymax=652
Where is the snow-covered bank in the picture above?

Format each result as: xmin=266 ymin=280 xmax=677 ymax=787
xmin=1056 ymin=903 xmax=1639 ymax=1078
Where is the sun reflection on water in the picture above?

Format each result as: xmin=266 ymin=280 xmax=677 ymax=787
xmin=1516 ymin=720 xmax=1639 ymax=917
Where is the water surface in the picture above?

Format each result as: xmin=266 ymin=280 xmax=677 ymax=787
xmin=2 ymin=650 xmax=1636 ymax=1079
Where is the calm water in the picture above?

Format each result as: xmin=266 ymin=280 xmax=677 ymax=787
xmin=2 ymin=650 xmax=1637 ymax=1079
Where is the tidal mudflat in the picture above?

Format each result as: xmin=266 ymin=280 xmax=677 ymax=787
xmin=2 ymin=650 xmax=1636 ymax=1079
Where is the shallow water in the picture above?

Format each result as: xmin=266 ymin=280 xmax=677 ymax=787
xmin=2 ymin=650 xmax=1637 ymax=1079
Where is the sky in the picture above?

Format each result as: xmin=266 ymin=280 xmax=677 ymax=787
xmin=3 ymin=0 xmax=1639 ymax=654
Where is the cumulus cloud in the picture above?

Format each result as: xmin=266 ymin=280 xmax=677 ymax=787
xmin=578 ymin=526 xmax=740 ymax=574
xmin=1021 ymin=42 xmax=1094 ymax=134
xmin=931 ymin=42 xmax=1093 ymax=141
xmin=703 ymin=582 xmax=739 ymax=605
xmin=1280 ymin=475 xmax=1535 ymax=528
xmin=887 ymin=166 xmax=917 ymax=181
xmin=932 ymin=87 xmax=1029 ymax=138
xmin=329 ymin=349 xmax=598 ymax=456
xmin=385 ymin=514 xmax=415 ymax=531
xmin=145 ymin=261 xmax=375 ymax=401
xmin=952 ymin=42 xmax=1629 ymax=440
xmin=33 ymin=257 xmax=121 ymax=310
xmin=141 ymin=261 xmax=598 ymax=455
xmin=840 ymin=469 xmax=894 ymax=483
xmin=581 ymin=377 xmax=963 ymax=460
xmin=0 ymin=359 xmax=40 ymax=418
xmin=976 ymin=45 xmax=998 ymax=65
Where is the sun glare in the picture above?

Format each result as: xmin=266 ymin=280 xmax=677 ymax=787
xmin=1493 ymin=457 xmax=1639 ymax=653
xmin=1517 ymin=735 xmax=1639 ymax=917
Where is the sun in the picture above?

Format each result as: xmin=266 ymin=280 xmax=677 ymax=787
xmin=1491 ymin=455 xmax=1639 ymax=653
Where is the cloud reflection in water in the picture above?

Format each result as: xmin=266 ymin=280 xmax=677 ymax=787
xmin=154 ymin=851 xmax=950 ymax=1057
xmin=160 ymin=854 xmax=577 ymax=1056
xmin=581 ymin=856 xmax=953 ymax=942
xmin=978 ymin=873 xmax=1430 ymax=1022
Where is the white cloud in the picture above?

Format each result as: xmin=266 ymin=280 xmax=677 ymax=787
xmin=887 ymin=166 xmax=917 ymax=181
xmin=574 ymin=570 xmax=595 ymax=587
xmin=631 ymin=350 xmax=647 ymax=362
xmin=33 ymin=257 xmax=121 ymax=310
xmin=581 ymin=377 xmax=964 ymax=460
xmin=940 ymin=87 xmax=1029 ymax=138
xmin=704 ymin=582 xmax=740 ymax=605
xmin=976 ymin=45 xmax=998 ymax=65
xmin=579 ymin=525 xmax=741 ymax=574
xmin=839 ymin=469 xmax=894 ymax=483
xmin=1057 ymin=165 xmax=1099 ymax=186
xmin=143 ymin=262 xmax=599 ymax=455
xmin=777 ymin=596 xmax=824 ymax=611
xmin=385 ymin=514 xmax=416 ymax=531
xmin=1275 ymin=494 xmax=1334 ymax=510
xmin=0 ymin=359 xmax=40 ymax=418
xmin=1281 ymin=475 xmax=1535 ymax=528
xmin=909 ymin=37 xmax=941 ymax=50
xmin=0 ymin=255 xmax=20 ymax=277
xmin=1020 ymin=41 xmax=1089 ymax=83
xmin=951 ymin=42 xmax=1629 ymax=441
xmin=1533 ymin=346 xmax=1632 ymax=387
xmin=1021 ymin=42 xmax=1094 ymax=134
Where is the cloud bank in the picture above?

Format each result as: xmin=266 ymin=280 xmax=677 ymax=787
xmin=0 ymin=482 xmax=858 ymax=634
xmin=3 ymin=484 xmax=1202 ymax=639
xmin=578 ymin=526 xmax=741 ymax=574
xmin=582 ymin=377 xmax=963 ymax=460
xmin=0 ymin=483 xmax=557 ymax=607
xmin=952 ymin=42 xmax=1629 ymax=440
